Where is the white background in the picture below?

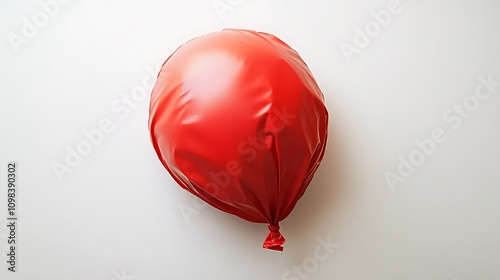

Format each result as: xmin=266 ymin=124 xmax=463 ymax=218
xmin=1 ymin=0 xmax=500 ymax=279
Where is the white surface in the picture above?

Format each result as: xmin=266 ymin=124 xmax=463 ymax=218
xmin=1 ymin=0 xmax=500 ymax=279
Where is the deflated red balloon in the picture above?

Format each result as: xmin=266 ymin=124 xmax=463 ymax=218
xmin=149 ymin=29 xmax=328 ymax=251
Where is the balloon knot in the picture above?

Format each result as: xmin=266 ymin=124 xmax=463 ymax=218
xmin=263 ymin=224 xmax=285 ymax=251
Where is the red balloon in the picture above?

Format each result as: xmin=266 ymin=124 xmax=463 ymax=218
xmin=149 ymin=29 xmax=328 ymax=251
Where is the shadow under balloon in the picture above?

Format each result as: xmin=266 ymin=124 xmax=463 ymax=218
xmin=280 ymin=113 xmax=349 ymax=240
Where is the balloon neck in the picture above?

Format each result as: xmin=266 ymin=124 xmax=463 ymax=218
xmin=263 ymin=224 xmax=285 ymax=251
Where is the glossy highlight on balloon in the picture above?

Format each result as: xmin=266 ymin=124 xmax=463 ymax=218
xmin=149 ymin=29 xmax=328 ymax=251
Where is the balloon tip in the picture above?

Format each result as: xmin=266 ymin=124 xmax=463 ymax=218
xmin=263 ymin=224 xmax=285 ymax=251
